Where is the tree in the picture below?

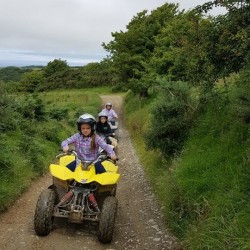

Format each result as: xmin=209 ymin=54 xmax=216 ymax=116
xmin=102 ymin=3 xmax=179 ymax=96
xmin=195 ymin=0 xmax=250 ymax=80
xmin=43 ymin=59 xmax=71 ymax=89
xmin=149 ymin=12 xmax=213 ymax=84
xmin=43 ymin=59 xmax=69 ymax=78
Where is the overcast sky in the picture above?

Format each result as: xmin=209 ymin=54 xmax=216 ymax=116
xmin=0 ymin=0 xmax=226 ymax=67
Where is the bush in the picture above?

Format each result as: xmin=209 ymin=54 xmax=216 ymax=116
xmin=39 ymin=122 xmax=65 ymax=144
xmin=234 ymin=60 xmax=250 ymax=123
xmin=15 ymin=95 xmax=46 ymax=121
xmin=20 ymin=71 xmax=45 ymax=93
xmin=46 ymin=107 xmax=69 ymax=121
xmin=144 ymin=80 xmax=195 ymax=157
xmin=0 ymin=85 xmax=20 ymax=132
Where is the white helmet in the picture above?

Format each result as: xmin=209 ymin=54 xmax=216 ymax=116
xmin=98 ymin=111 xmax=108 ymax=119
xmin=106 ymin=102 xmax=112 ymax=108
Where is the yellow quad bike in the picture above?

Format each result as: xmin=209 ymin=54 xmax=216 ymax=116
xmin=34 ymin=151 xmax=120 ymax=244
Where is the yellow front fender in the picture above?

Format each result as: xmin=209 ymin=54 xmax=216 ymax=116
xmin=49 ymin=164 xmax=96 ymax=183
xmin=89 ymin=172 xmax=120 ymax=185
xmin=49 ymin=163 xmax=120 ymax=185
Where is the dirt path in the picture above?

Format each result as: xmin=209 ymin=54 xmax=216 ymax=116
xmin=0 ymin=95 xmax=180 ymax=250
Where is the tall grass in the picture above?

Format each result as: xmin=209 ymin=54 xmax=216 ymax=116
xmin=172 ymin=93 xmax=250 ymax=249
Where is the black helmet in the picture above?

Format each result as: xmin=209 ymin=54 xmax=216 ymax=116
xmin=77 ymin=113 xmax=96 ymax=134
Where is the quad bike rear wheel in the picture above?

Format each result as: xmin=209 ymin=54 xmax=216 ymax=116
xmin=98 ymin=196 xmax=118 ymax=243
xmin=34 ymin=189 xmax=55 ymax=236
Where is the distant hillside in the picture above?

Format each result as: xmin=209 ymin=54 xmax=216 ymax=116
xmin=21 ymin=65 xmax=45 ymax=69
xmin=0 ymin=66 xmax=32 ymax=82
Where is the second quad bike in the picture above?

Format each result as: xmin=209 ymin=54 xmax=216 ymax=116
xmin=34 ymin=150 xmax=120 ymax=243
xmin=97 ymin=132 xmax=118 ymax=153
xmin=109 ymin=119 xmax=119 ymax=141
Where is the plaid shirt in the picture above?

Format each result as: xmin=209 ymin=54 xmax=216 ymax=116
xmin=61 ymin=133 xmax=116 ymax=161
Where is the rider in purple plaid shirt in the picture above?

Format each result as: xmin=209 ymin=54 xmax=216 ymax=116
xmin=61 ymin=113 xmax=116 ymax=173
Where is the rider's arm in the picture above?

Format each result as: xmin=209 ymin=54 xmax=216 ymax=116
xmin=112 ymin=109 xmax=118 ymax=119
xmin=61 ymin=133 xmax=78 ymax=152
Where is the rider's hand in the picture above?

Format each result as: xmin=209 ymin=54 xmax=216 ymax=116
xmin=62 ymin=146 xmax=69 ymax=153
xmin=110 ymin=155 xmax=117 ymax=161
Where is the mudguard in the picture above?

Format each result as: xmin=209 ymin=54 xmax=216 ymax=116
xmin=49 ymin=159 xmax=120 ymax=185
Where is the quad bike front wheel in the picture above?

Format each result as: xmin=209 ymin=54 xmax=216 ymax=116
xmin=111 ymin=184 xmax=117 ymax=197
xmin=98 ymin=196 xmax=118 ymax=243
xmin=34 ymin=189 xmax=55 ymax=236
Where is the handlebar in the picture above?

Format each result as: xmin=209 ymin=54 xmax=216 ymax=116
xmin=108 ymin=120 xmax=118 ymax=128
xmin=56 ymin=149 xmax=78 ymax=159
xmin=56 ymin=149 xmax=118 ymax=163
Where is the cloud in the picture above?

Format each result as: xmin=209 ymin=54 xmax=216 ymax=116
xmin=0 ymin=0 xmax=226 ymax=66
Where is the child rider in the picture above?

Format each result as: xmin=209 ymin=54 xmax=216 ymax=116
xmin=61 ymin=113 xmax=117 ymax=173
xmin=101 ymin=102 xmax=118 ymax=125
xmin=96 ymin=111 xmax=117 ymax=147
